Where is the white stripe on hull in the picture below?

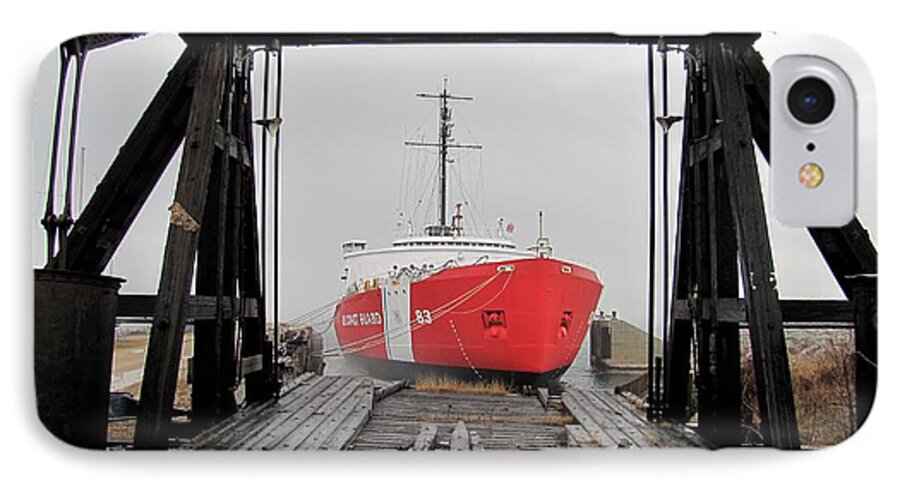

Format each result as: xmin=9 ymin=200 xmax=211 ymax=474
xmin=382 ymin=277 xmax=414 ymax=362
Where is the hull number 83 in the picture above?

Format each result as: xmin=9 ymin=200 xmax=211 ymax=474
xmin=414 ymin=309 xmax=433 ymax=325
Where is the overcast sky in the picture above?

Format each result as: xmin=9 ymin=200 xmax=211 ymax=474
xmin=31 ymin=33 xmax=877 ymax=333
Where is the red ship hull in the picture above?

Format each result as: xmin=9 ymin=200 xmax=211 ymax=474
xmin=333 ymin=257 xmax=603 ymax=385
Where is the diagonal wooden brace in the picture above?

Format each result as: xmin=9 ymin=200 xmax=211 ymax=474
xmin=708 ymin=40 xmax=801 ymax=449
xmin=61 ymin=46 xmax=200 ymax=274
xmin=133 ymin=42 xmax=228 ymax=449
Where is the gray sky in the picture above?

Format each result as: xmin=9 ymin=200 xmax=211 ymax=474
xmin=31 ymin=33 xmax=877 ymax=331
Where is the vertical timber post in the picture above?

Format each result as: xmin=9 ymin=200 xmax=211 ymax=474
xmin=193 ymin=39 xmax=239 ymax=427
xmin=673 ymin=41 xmax=743 ymax=446
xmin=134 ymin=42 xmax=228 ymax=449
xmin=708 ymin=40 xmax=800 ymax=449
xmin=662 ymin=82 xmax=694 ymax=422
xmin=705 ymin=123 xmax=742 ymax=445
xmin=239 ymin=50 xmax=269 ymax=404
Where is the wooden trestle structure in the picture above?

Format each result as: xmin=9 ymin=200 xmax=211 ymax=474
xmin=35 ymin=33 xmax=876 ymax=450
xmin=662 ymin=38 xmax=877 ymax=449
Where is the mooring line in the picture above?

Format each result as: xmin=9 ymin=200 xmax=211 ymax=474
xmin=323 ymin=269 xmax=510 ymax=357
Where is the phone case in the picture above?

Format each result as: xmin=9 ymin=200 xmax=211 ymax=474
xmin=31 ymin=32 xmax=877 ymax=450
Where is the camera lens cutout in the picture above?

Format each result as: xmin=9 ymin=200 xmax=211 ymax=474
xmin=788 ymin=77 xmax=835 ymax=124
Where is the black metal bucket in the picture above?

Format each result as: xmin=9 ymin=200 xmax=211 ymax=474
xmin=34 ymin=269 xmax=123 ymax=449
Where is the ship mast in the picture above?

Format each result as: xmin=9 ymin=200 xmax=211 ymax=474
xmin=405 ymin=77 xmax=482 ymax=231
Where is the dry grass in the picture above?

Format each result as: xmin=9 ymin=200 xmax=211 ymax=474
xmin=741 ymin=331 xmax=856 ymax=447
xmin=107 ymin=419 xmax=136 ymax=442
xmin=413 ymin=375 xmax=512 ymax=395
xmin=106 ymin=331 xmax=194 ymax=443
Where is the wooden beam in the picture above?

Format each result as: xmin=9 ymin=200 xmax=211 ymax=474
xmin=851 ymin=276 xmax=877 ymax=429
xmin=709 ymin=40 xmax=800 ymax=448
xmin=736 ymin=47 xmax=771 ymax=159
xmin=133 ymin=43 xmax=228 ymax=449
xmin=192 ymin=40 xmax=240 ymax=428
xmin=61 ymin=46 xmax=199 ymax=274
xmin=234 ymin=51 xmax=271 ymax=403
xmin=411 ymin=423 xmax=438 ymax=451
xmin=688 ymin=129 xmax=722 ymax=164
xmin=450 ymin=420 xmax=471 ymax=450
xmin=115 ymin=294 xmax=259 ymax=321
xmin=192 ymin=154 xmax=236 ymax=424
xmin=373 ymin=380 xmax=408 ymax=402
xmin=214 ymin=125 xmax=252 ymax=167
xmin=673 ymin=298 xmax=854 ymax=325
xmin=665 ymin=45 xmax=744 ymax=445
xmin=701 ymin=112 xmax=743 ymax=447
xmin=808 ymin=222 xmax=879 ymax=300
xmin=781 ymin=300 xmax=855 ymax=324
xmin=663 ymin=55 xmax=698 ymax=423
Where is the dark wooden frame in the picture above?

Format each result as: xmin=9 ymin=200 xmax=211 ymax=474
xmin=41 ymin=32 xmax=875 ymax=449
xmin=662 ymin=38 xmax=877 ymax=449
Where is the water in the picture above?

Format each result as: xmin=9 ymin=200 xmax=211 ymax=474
xmin=561 ymin=341 xmax=643 ymax=390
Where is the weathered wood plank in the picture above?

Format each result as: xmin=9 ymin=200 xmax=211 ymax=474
xmin=189 ymin=397 xmax=277 ymax=449
xmin=190 ymin=377 xmax=579 ymax=451
xmin=596 ymin=390 xmax=692 ymax=448
xmin=566 ymin=424 xmax=598 ymax=448
xmin=239 ymin=377 xmax=351 ymax=449
xmin=673 ymin=298 xmax=854 ymax=325
xmin=450 ymin=420 xmax=470 ymax=450
xmin=353 ymin=387 xmax=566 ymax=450
xmin=664 ymin=76 xmax=697 ymax=421
xmin=304 ymin=380 xmax=373 ymax=450
xmin=230 ymin=376 xmax=343 ymax=449
xmin=709 ymin=40 xmax=800 ymax=449
xmin=133 ymin=43 xmax=228 ymax=449
xmin=198 ymin=375 xmax=333 ymax=449
xmin=582 ymin=391 xmax=654 ymax=448
xmin=536 ymin=387 xmax=550 ymax=410
xmin=322 ymin=392 xmax=374 ymax=450
xmin=116 ymin=294 xmax=249 ymax=322
xmin=413 ymin=424 xmax=437 ymax=451
xmin=852 ymin=276 xmax=877 ymax=428
xmin=567 ymin=389 xmax=634 ymax=447
xmin=275 ymin=378 xmax=365 ymax=450
xmin=470 ymin=431 xmax=484 ymax=450
xmin=564 ymin=388 xmax=706 ymax=449
xmin=374 ymin=380 xmax=408 ymax=402
xmin=561 ymin=392 xmax=616 ymax=447
xmin=62 ymin=47 xmax=199 ymax=273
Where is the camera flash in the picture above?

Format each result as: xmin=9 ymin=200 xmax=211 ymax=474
xmin=798 ymin=162 xmax=824 ymax=188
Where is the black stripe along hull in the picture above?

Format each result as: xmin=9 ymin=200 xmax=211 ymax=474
xmin=341 ymin=353 xmax=571 ymax=386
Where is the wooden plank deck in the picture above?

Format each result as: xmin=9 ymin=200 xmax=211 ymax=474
xmin=350 ymin=388 xmax=569 ymax=450
xmin=561 ymin=387 xmax=706 ymax=448
xmin=188 ymin=374 xmax=373 ymax=450
xmin=186 ymin=375 xmax=705 ymax=450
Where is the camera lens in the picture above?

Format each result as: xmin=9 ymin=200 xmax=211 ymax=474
xmin=788 ymin=77 xmax=835 ymax=124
